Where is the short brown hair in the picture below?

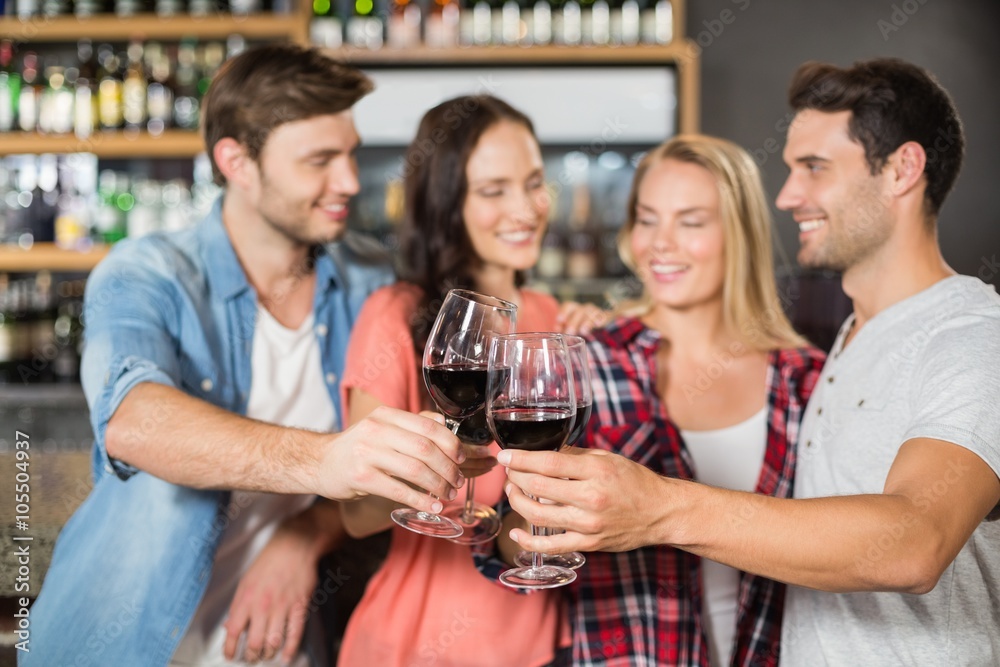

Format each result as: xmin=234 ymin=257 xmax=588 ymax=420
xmin=788 ymin=58 xmax=964 ymax=217
xmin=201 ymin=44 xmax=373 ymax=186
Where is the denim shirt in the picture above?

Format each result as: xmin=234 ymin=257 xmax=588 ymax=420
xmin=23 ymin=198 xmax=393 ymax=667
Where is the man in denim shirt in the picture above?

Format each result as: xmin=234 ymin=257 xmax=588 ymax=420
xmin=24 ymin=45 xmax=465 ymax=667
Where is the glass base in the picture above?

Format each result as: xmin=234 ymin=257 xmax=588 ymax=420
xmin=390 ymin=508 xmax=464 ymax=539
xmin=514 ymin=550 xmax=586 ymax=570
xmin=499 ymin=564 xmax=577 ymax=590
xmin=443 ymin=503 xmax=502 ymax=545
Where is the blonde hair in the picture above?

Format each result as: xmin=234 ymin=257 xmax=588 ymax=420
xmin=617 ymin=134 xmax=807 ymax=351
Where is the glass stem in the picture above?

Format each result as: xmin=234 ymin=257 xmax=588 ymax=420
xmin=463 ymin=477 xmax=476 ymax=524
xmin=531 ymin=520 xmax=543 ymax=570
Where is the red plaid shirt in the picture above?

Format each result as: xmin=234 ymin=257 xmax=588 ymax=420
xmin=571 ymin=317 xmax=824 ymax=667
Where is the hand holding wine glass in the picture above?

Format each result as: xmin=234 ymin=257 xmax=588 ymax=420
xmin=391 ymin=289 xmax=517 ymax=539
xmin=487 ymin=333 xmax=579 ymax=589
xmin=515 ymin=334 xmax=592 ymax=570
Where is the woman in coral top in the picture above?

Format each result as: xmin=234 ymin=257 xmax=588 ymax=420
xmin=335 ymin=95 xmax=582 ymax=667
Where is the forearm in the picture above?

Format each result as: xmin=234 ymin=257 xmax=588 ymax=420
xmin=105 ymin=382 xmax=325 ymax=494
xmin=282 ymin=500 xmax=348 ymax=560
xmin=341 ymin=495 xmax=398 ymax=539
xmin=663 ymin=479 xmax=941 ymax=593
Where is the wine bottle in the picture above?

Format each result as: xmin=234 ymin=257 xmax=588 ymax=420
xmin=0 ymin=41 xmax=21 ymax=133
xmin=311 ymin=0 xmax=345 ymax=48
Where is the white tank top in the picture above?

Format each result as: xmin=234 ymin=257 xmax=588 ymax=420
xmin=680 ymin=407 xmax=768 ymax=667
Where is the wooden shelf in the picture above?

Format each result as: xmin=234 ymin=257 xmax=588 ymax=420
xmin=0 ymin=12 xmax=305 ymax=42
xmin=327 ymin=42 xmax=697 ymax=66
xmin=0 ymin=129 xmax=204 ymax=157
xmin=328 ymin=41 xmax=700 ymax=134
xmin=0 ymin=242 xmax=109 ymax=272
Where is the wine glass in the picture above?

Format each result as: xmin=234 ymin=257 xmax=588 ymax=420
xmin=391 ymin=289 xmax=517 ymax=539
xmin=487 ymin=333 xmax=578 ymax=589
xmin=443 ymin=408 xmax=503 ymax=545
xmin=515 ymin=334 xmax=591 ymax=570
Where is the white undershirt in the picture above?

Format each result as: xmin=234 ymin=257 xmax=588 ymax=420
xmin=680 ymin=407 xmax=768 ymax=667
xmin=172 ymin=306 xmax=337 ymax=667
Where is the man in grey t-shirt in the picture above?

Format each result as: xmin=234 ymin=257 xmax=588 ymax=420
xmin=496 ymin=57 xmax=1000 ymax=665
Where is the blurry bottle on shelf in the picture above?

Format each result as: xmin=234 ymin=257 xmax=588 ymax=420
xmin=197 ymin=41 xmax=225 ymax=99
xmin=52 ymin=279 xmax=86 ymax=384
xmin=497 ymin=0 xmax=520 ymax=45
xmin=123 ymin=41 xmax=149 ymax=133
xmin=173 ymin=40 xmax=200 ymax=130
xmin=39 ymin=64 xmax=75 ymax=135
xmin=28 ymin=271 xmax=57 ymax=384
xmin=582 ymin=0 xmax=611 ymax=45
xmin=55 ymin=153 xmax=98 ymax=250
xmin=311 ymin=0 xmax=345 ymax=48
xmin=155 ymin=0 xmax=185 ymax=16
xmin=74 ymin=40 xmax=98 ymax=140
xmin=387 ymin=0 xmax=422 ymax=48
xmin=0 ymin=41 xmax=21 ymax=133
xmin=226 ymin=34 xmax=248 ymax=58
xmin=0 ymin=277 xmax=30 ymax=385
xmin=229 ymin=0 xmax=262 ymax=14
xmin=382 ymin=177 xmax=404 ymax=226
xmin=18 ymin=52 xmax=42 ymax=133
xmin=93 ymin=169 xmax=127 ymax=244
xmin=74 ymin=0 xmax=106 ymax=17
xmin=15 ymin=0 xmax=40 ymax=19
xmin=554 ymin=0 xmax=582 ymax=46
xmin=188 ymin=0 xmax=218 ymax=15
xmin=41 ymin=0 xmax=71 ymax=16
xmin=346 ymin=0 xmax=384 ymax=49
xmin=425 ymin=0 xmax=460 ymax=48
xmin=611 ymin=0 xmax=640 ymax=45
xmin=128 ymin=179 xmax=161 ymax=238
xmin=145 ymin=42 xmax=175 ymax=136
xmin=536 ymin=226 xmax=567 ymax=280
xmin=114 ymin=0 xmax=146 ymax=18
xmin=97 ymin=45 xmax=124 ymax=131
xmin=565 ymin=184 xmax=600 ymax=280
xmin=640 ymin=0 xmax=672 ymax=44
xmin=0 ymin=275 xmax=17 ymax=385
xmin=524 ymin=0 xmax=552 ymax=46
xmin=463 ymin=0 xmax=491 ymax=46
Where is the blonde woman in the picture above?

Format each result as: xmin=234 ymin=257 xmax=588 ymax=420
xmin=494 ymin=135 xmax=825 ymax=666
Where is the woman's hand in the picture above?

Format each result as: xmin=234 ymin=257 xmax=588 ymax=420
xmin=555 ymin=301 xmax=609 ymax=336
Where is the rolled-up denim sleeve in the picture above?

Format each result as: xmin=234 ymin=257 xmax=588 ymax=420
xmin=80 ymin=248 xmax=182 ymax=480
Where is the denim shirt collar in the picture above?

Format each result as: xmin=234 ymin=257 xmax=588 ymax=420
xmin=196 ymin=195 xmax=343 ymax=303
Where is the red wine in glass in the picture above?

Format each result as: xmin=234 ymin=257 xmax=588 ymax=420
xmin=488 ymin=333 xmax=578 ymax=589
xmin=392 ymin=289 xmax=517 ymax=540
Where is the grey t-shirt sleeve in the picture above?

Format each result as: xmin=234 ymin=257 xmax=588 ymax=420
xmin=904 ymin=319 xmax=1000 ymax=482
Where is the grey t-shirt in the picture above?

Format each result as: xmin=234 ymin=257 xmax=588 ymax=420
xmin=781 ymin=276 xmax=1000 ymax=666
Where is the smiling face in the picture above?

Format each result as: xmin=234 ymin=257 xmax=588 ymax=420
xmin=629 ymin=158 xmax=726 ymax=312
xmin=249 ymin=110 xmax=361 ymax=246
xmin=776 ymin=109 xmax=894 ymax=271
xmin=462 ymin=120 xmax=550 ymax=275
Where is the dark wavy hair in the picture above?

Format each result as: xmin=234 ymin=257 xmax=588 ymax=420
xmin=788 ymin=58 xmax=964 ymax=218
xmin=399 ymin=95 xmax=537 ymax=352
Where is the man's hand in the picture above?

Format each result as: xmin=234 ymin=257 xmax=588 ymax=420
xmin=320 ymin=407 xmax=465 ymax=512
xmin=555 ymin=301 xmax=609 ymax=336
xmin=222 ymin=516 xmax=328 ymax=664
xmin=497 ymin=447 xmax=670 ymax=554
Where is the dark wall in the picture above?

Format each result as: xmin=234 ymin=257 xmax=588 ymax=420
xmin=686 ymin=0 xmax=1000 ymax=285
